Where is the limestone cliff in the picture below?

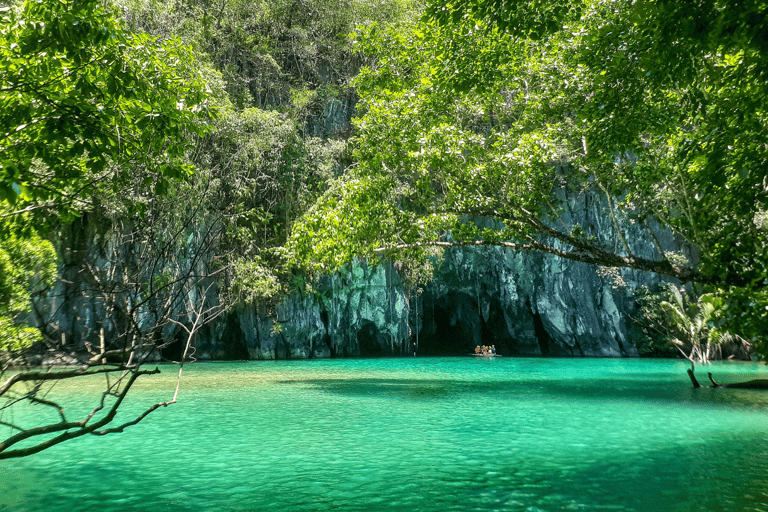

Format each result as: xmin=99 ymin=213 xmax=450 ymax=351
xmin=198 ymin=187 xmax=692 ymax=359
xmin=414 ymin=187 xmax=687 ymax=357
xmin=207 ymin=262 xmax=414 ymax=361
xmin=34 ymin=187 xmax=693 ymax=360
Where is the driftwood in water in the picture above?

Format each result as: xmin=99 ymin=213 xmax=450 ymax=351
xmin=687 ymin=368 xmax=701 ymax=388
xmin=686 ymin=365 xmax=768 ymax=390
xmin=707 ymin=373 xmax=768 ymax=389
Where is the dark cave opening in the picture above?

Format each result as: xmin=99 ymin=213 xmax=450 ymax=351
xmin=220 ymin=313 xmax=249 ymax=360
xmin=529 ymin=301 xmax=551 ymax=356
xmin=425 ymin=304 xmax=472 ymax=355
xmin=357 ymin=320 xmax=388 ymax=357
xmin=481 ymin=298 xmax=516 ymax=356
xmin=415 ymin=292 xmax=520 ymax=356
xmin=161 ymin=331 xmax=184 ymax=362
xmin=418 ymin=293 xmax=481 ymax=355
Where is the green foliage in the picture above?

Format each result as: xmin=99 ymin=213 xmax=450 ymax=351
xmin=630 ymin=284 xmax=746 ymax=361
xmin=629 ymin=286 xmax=679 ymax=358
xmin=423 ymin=0 xmax=768 ymax=337
xmin=291 ymin=20 xmax=578 ymax=269
xmin=0 ymin=0 xmax=213 ymax=218
xmin=290 ymin=0 xmax=768 ymax=354
xmin=118 ymin=0 xmax=422 ymax=114
xmin=228 ymin=257 xmax=283 ymax=306
xmin=0 ymin=208 xmax=56 ymax=353
xmin=658 ymin=287 xmax=716 ymax=361
xmin=113 ymin=0 xmax=423 ymax=305
xmin=707 ymin=286 xmax=768 ymax=359
xmin=197 ymin=106 xmax=346 ymax=273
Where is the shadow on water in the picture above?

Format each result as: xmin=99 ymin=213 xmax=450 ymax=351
xmin=276 ymin=378 xmax=464 ymax=400
xmin=276 ymin=375 xmax=768 ymax=411
xmin=5 ymin=359 xmax=768 ymax=512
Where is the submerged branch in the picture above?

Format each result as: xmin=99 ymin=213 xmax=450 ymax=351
xmin=707 ymin=373 xmax=768 ymax=390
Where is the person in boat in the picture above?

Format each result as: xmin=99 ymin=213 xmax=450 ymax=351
xmin=490 ymin=345 xmax=496 ymax=355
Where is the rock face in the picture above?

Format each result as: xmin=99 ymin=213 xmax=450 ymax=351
xmin=199 ymin=187 xmax=691 ymax=359
xmin=416 ymin=246 xmax=639 ymax=357
xmin=218 ymin=262 xmax=414 ymax=361
xmin=414 ymin=187 xmax=687 ymax=358
xmin=35 ymin=187 xmax=694 ymax=360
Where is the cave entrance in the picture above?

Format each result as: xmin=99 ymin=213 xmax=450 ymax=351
xmin=357 ymin=320 xmax=389 ymax=357
xmin=161 ymin=330 xmax=184 ymax=362
xmin=417 ymin=293 xmax=481 ymax=355
xmin=417 ymin=292 xmax=516 ymax=356
xmin=220 ymin=312 xmax=249 ymax=360
xmin=481 ymin=298 xmax=516 ymax=356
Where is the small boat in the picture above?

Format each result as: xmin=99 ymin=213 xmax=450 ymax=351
xmin=472 ymin=353 xmax=502 ymax=358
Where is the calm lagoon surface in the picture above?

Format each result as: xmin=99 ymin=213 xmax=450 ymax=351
xmin=2 ymin=357 xmax=768 ymax=512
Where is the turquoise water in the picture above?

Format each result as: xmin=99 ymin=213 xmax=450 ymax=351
xmin=2 ymin=358 xmax=768 ymax=512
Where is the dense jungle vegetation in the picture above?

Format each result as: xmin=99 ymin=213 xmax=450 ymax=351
xmin=1 ymin=0 xmax=767 ymax=457
xmin=1 ymin=0 xmax=423 ymax=352
xmin=0 ymin=0 xmax=423 ymax=457
xmin=291 ymin=0 xmax=768 ymax=355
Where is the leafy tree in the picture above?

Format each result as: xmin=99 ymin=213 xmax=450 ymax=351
xmin=0 ymin=0 xmax=213 ymax=219
xmin=118 ymin=0 xmax=421 ymax=118
xmin=114 ymin=0 xmax=424 ymax=302
xmin=640 ymin=285 xmax=745 ymax=363
xmin=290 ymin=0 xmax=768 ymax=350
xmin=0 ymin=0 xmax=216 ymax=459
xmin=188 ymin=105 xmax=346 ymax=310
xmin=0 ymin=209 xmax=57 ymax=355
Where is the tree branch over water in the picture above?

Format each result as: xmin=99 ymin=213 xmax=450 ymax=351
xmin=0 ymin=180 xmax=231 ymax=459
xmin=290 ymin=0 xmax=768 ymax=346
xmin=0 ymin=367 xmax=159 ymax=459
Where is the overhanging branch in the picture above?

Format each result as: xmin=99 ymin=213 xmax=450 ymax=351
xmin=0 ymin=368 xmax=160 ymax=459
xmin=0 ymin=367 xmax=130 ymax=397
xmin=438 ymin=205 xmax=706 ymax=283
xmin=373 ymin=235 xmax=701 ymax=283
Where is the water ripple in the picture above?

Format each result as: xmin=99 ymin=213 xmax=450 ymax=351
xmin=2 ymin=358 xmax=768 ymax=512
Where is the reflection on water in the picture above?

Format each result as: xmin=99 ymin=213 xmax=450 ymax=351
xmin=2 ymin=358 xmax=768 ymax=512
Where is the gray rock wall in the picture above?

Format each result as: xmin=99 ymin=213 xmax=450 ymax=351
xmin=35 ymin=187 xmax=692 ymax=360
xmin=416 ymin=246 xmax=639 ymax=357
xmin=203 ymin=187 xmax=690 ymax=359
xmin=413 ymin=187 xmax=688 ymax=357
xmin=223 ymin=261 xmax=413 ymax=360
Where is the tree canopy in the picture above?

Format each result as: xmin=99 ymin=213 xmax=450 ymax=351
xmin=0 ymin=207 xmax=56 ymax=354
xmin=0 ymin=0 xmax=213 ymax=219
xmin=0 ymin=0 xmax=426 ymax=458
xmin=290 ymin=0 xmax=768 ymax=347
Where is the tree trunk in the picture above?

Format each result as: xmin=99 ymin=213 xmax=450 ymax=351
xmin=687 ymin=368 xmax=701 ymax=388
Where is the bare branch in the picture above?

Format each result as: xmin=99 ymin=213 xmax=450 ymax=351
xmin=0 ymin=204 xmax=47 ymax=218
xmin=91 ymin=399 xmax=174 ymax=435
xmin=1 ymin=367 xmax=130 ymax=397
xmin=0 ymin=368 xmax=160 ymax=459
